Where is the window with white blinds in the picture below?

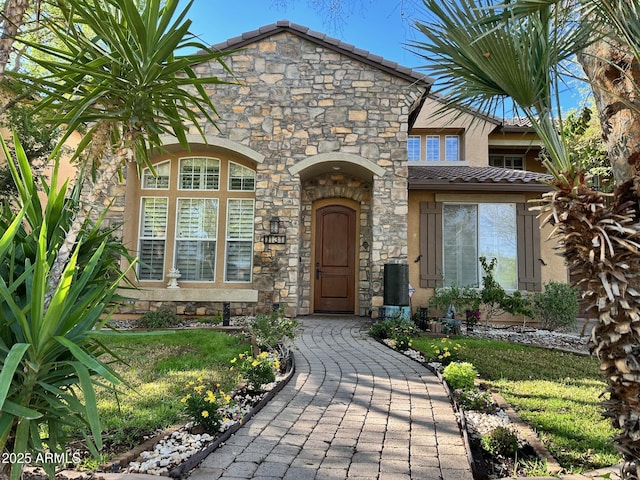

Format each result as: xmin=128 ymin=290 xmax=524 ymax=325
xmin=142 ymin=161 xmax=170 ymax=189
xmin=229 ymin=162 xmax=256 ymax=191
xmin=225 ymin=199 xmax=254 ymax=282
xmin=175 ymin=198 xmax=218 ymax=281
xmin=179 ymin=157 xmax=220 ymax=190
xmin=137 ymin=156 xmax=255 ymax=284
xmin=138 ymin=197 xmax=168 ymax=280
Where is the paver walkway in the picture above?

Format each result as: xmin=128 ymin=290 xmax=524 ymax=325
xmin=188 ymin=317 xmax=474 ymax=480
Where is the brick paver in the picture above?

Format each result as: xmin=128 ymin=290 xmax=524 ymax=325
xmin=188 ymin=317 xmax=473 ymax=479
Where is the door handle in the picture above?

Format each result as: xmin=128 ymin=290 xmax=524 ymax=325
xmin=315 ymin=262 xmax=321 ymax=280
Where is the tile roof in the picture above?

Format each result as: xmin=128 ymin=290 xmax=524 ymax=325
xmin=408 ymin=166 xmax=553 ymax=192
xmin=209 ymin=20 xmax=432 ymax=86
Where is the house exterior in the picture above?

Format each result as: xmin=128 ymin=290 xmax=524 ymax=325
xmin=406 ymin=100 xmax=567 ymax=318
xmin=106 ymin=21 xmax=567 ymax=321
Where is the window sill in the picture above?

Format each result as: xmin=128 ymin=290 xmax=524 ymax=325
xmin=120 ymin=287 xmax=259 ymax=303
xmin=409 ymin=161 xmax=470 ymax=166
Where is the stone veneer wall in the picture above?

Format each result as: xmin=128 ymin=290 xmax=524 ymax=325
xmin=99 ymin=29 xmax=425 ymax=317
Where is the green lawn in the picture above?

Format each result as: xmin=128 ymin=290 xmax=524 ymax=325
xmin=411 ymin=335 xmax=621 ymax=472
xmin=86 ymin=329 xmax=250 ymax=456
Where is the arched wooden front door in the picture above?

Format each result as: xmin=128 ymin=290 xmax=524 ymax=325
xmin=314 ymin=205 xmax=356 ymax=313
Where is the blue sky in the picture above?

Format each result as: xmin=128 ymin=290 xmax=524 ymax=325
xmin=183 ymin=0 xmax=423 ymax=68
xmin=182 ymin=0 xmax=584 ymax=111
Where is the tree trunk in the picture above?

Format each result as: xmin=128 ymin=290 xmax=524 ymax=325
xmin=578 ymin=39 xmax=640 ymax=185
xmin=0 ymin=0 xmax=30 ymax=76
xmin=577 ymin=38 xmax=640 ymax=480
xmin=46 ymin=122 xmax=127 ymax=307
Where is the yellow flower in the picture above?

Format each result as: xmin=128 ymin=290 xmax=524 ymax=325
xmin=444 ymin=351 xmax=451 ymax=357
xmin=238 ymin=353 xmax=245 ymax=359
xmin=224 ymin=394 xmax=232 ymax=403
xmin=180 ymin=396 xmax=189 ymax=403
xmin=201 ymin=410 xmax=209 ymax=418
xmin=259 ymin=351 xmax=268 ymax=358
xmin=194 ymin=385 xmax=205 ymax=394
xmin=206 ymin=390 xmax=216 ymax=403
xmin=230 ymin=357 xmax=237 ymax=364
xmin=186 ymin=381 xmax=195 ymax=387
xmin=274 ymin=359 xmax=281 ymax=371
xmin=196 ymin=377 xmax=203 ymax=383
xmin=252 ymin=360 xmax=260 ymax=367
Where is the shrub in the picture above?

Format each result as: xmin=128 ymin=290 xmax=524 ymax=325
xmin=138 ymin=307 xmax=181 ymax=328
xmin=370 ymin=316 xmax=416 ymax=351
xmin=452 ymin=389 xmax=499 ymax=414
xmin=231 ymin=351 xmax=280 ymax=391
xmin=442 ymin=362 xmax=478 ymax=390
xmin=181 ymin=379 xmax=235 ymax=433
xmin=250 ymin=309 xmax=299 ymax=351
xmin=481 ymin=426 xmax=519 ymax=457
xmin=532 ymin=281 xmax=579 ymax=331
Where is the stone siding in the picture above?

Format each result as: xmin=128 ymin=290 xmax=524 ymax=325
xmin=110 ymin=29 xmax=426 ymax=317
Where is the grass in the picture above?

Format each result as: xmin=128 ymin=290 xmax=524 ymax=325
xmin=84 ymin=329 xmax=250 ymax=454
xmin=411 ymin=335 xmax=622 ymax=473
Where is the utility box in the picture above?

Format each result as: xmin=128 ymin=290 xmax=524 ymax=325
xmin=383 ymin=263 xmax=409 ymax=306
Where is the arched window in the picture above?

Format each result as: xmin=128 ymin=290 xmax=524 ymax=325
xmin=137 ymin=155 xmax=255 ymax=284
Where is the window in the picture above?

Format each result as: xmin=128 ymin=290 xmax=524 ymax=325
xmin=142 ymin=161 xmax=170 ymax=189
xmin=138 ymin=197 xmax=168 ymax=280
xmin=229 ymin=162 xmax=256 ymax=191
xmin=443 ymin=203 xmax=517 ymax=289
xmin=420 ymin=202 xmax=540 ymax=291
xmin=408 ymin=133 xmax=463 ymax=162
xmin=179 ymin=157 xmax=220 ymax=190
xmin=137 ymin=156 xmax=255 ymax=284
xmin=445 ymin=135 xmax=460 ymax=161
xmin=175 ymin=198 xmax=218 ymax=281
xmin=225 ymin=199 xmax=254 ymax=282
xmin=489 ymin=155 xmax=524 ymax=170
xmin=426 ymin=136 xmax=440 ymax=161
xmin=407 ymin=136 xmax=421 ymax=162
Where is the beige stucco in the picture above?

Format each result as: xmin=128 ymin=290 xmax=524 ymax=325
xmin=411 ymin=96 xmax=496 ymax=167
xmin=407 ymin=189 xmax=568 ymax=322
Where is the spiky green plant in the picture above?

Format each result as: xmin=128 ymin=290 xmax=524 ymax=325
xmin=0 ymin=134 xmax=131 ymax=480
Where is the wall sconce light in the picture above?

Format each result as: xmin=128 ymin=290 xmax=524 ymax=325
xmin=263 ymin=216 xmax=286 ymax=245
xmin=363 ymin=240 xmax=370 ymax=251
xmin=270 ymin=216 xmax=280 ymax=234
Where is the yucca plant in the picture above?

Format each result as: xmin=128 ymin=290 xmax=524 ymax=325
xmin=9 ymin=0 xmax=231 ymax=298
xmin=0 ymin=134 xmax=131 ymax=480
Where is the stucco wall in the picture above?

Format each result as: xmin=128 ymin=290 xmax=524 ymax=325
xmin=407 ymin=189 xmax=567 ymax=324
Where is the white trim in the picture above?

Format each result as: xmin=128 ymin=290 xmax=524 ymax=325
xmin=159 ymin=134 xmax=266 ymax=164
xmin=289 ymin=152 xmax=386 ymax=177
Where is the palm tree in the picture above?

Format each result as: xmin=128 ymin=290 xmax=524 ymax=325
xmin=10 ymin=0 xmax=231 ymax=301
xmin=412 ymin=1 xmax=640 ymax=478
xmin=0 ymin=0 xmax=32 ymax=74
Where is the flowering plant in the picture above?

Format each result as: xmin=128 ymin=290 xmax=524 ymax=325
xmin=465 ymin=309 xmax=481 ymax=325
xmin=429 ymin=337 xmax=462 ymax=366
xmin=230 ymin=351 xmax=280 ymax=391
xmin=181 ymin=379 xmax=235 ymax=433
